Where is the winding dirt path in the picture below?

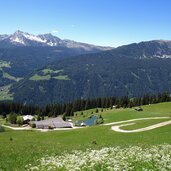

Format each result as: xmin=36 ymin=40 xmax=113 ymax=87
xmin=103 ymin=117 xmax=170 ymax=126
xmin=105 ymin=117 xmax=171 ymax=133
xmin=2 ymin=125 xmax=32 ymax=130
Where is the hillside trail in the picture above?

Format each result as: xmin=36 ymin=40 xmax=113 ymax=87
xmin=103 ymin=117 xmax=170 ymax=126
xmin=103 ymin=117 xmax=171 ymax=133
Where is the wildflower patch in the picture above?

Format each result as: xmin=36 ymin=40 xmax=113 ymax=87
xmin=26 ymin=145 xmax=171 ymax=171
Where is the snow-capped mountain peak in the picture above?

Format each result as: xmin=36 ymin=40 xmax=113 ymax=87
xmin=9 ymin=30 xmax=26 ymax=45
xmin=9 ymin=30 xmax=46 ymax=45
xmin=38 ymin=33 xmax=62 ymax=46
xmin=0 ymin=30 xmax=112 ymax=50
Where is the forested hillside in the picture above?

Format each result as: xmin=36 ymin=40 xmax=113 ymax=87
xmin=11 ymin=40 xmax=171 ymax=105
xmin=0 ymin=31 xmax=110 ymax=101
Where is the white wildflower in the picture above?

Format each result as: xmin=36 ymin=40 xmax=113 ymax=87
xmin=27 ymin=145 xmax=171 ymax=171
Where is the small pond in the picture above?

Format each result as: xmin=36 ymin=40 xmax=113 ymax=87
xmin=76 ymin=115 xmax=98 ymax=126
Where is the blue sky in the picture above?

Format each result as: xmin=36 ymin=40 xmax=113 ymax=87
xmin=0 ymin=0 xmax=171 ymax=47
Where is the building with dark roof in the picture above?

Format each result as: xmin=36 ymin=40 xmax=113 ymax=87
xmin=31 ymin=117 xmax=72 ymax=129
xmin=135 ymin=107 xmax=143 ymax=111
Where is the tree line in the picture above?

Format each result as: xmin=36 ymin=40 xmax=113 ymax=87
xmin=0 ymin=92 xmax=170 ymax=118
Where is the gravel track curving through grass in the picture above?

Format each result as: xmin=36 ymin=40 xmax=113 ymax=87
xmin=103 ymin=117 xmax=170 ymax=126
xmin=108 ymin=117 xmax=171 ymax=133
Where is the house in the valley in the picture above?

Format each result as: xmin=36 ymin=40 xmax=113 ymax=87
xmin=134 ymin=107 xmax=143 ymax=111
xmin=23 ymin=115 xmax=34 ymax=124
xmin=31 ymin=117 xmax=72 ymax=129
xmin=112 ymin=105 xmax=117 ymax=108
xmin=66 ymin=118 xmax=73 ymax=122
xmin=80 ymin=122 xmax=86 ymax=126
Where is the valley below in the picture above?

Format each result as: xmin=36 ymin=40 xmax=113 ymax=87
xmin=1 ymin=102 xmax=171 ymax=170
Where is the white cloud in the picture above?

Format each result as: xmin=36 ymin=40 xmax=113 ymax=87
xmin=52 ymin=30 xmax=59 ymax=33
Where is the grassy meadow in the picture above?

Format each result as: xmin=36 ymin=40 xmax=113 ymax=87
xmin=0 ymin=102 xmax=171 ymax=170
xmin=0 ymin=85 xmax=14 ymax=101
xmin=29 ymin=68 xmax=70 ymax=81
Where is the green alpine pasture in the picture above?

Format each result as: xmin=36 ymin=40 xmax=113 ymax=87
xmin=122 ymin=118 xmax=171 ymax=130
xmin=42 ymin=68 xmax=63 ymax=75
xmin=2 ymin=72 xmax=22 ymax=82
xmin=0 ymin=85 xmax=13 ymax=101
xmin=0 ymin=60 xmax=11 ymax=70
xmin=29 ymin=74 xmax=70 ymax=81
xmin=29 ymin=68 xmax=70 ymax=81
xmin=53 ymin=75 xmax=70 ymax=80
xmin=0 ymin=102 xmax=171 ymax=170
xmin=29 ymin=74 xmax=51 ymax=81
xmin=0 ymin=60 xmax=23 ymax=82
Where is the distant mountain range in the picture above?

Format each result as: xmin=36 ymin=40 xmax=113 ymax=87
xmin=0 ymin=30 xmax=171 ymax=106
xmin=9 ymin=39 xmax=171 ymax=105
xmin=0 ymin=30 xmax=112 ymax=51
xmin=0 ymin=31 xmax=112 ymax=90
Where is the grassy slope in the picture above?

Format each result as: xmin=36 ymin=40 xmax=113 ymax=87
xmin=0 ymin=60 xmax=11 ymax=69
xmin=42 ymin=69 xmax=63 ymax=74
xmin=30 ymin=68 xmax=69 ymax=81
xmin=29 ymin=73 xmax=70 ymax=81
xmin=71 ymin=108 xmax=102 ymax=122
xmin=122 ymin=118 xmax=171 ymax=130
xmin=0 ymin=85 xmax=13 ymax=100
xmin=29 ymin=74 xmax=51 ymax=81
xmin=101 ymin=102 xmax=171 ymax=123
xmin=2 ymin=72 xmax=22 ymax=82
xmin=73 ymin=102 xmax=171 ymax=123
xmin=0 ymin=102 xmax=171 ymax=170
xmin=0 ymin=60 xmax=22 ymax=82
xmin=53 ymin=75 xmax=70 ymax=80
